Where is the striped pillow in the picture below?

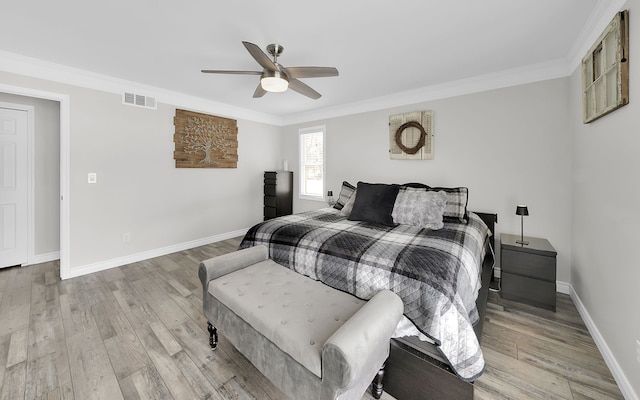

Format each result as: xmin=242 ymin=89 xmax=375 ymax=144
xmin=429 ymin=186 xmax=469 ymax=222
xmin=333 ymin=181 xmax=355 ymax=210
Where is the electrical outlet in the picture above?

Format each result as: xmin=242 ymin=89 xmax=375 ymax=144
xmin=122 ymin=232 xmax=130 ymax=243
xmin=88 ymin=173 xmax=97 ymax=184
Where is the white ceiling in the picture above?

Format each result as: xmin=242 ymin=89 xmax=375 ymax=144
xmin=0 ymin=0 xmax=619 ymax=124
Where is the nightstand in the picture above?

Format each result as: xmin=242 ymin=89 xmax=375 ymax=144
xmin=500 ymin=233 xmax=557 ymax=311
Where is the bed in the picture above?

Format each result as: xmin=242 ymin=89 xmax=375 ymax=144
xmin=240 ymin=181 xmax=497 ymax=399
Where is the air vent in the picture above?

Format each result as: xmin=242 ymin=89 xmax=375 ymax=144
xmin=122 ymin=92 xmax=157 ymax=110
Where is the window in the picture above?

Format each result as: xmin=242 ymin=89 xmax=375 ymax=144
xmin=582 ymin=10 xmax=629 ymax=123
xmin=299 ymin=126 xmax=325 ymax=200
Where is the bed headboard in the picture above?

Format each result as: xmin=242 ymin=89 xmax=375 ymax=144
xmin=473 ymin=211 xmax=497 ymax=236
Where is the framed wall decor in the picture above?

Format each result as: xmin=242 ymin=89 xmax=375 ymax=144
xmin=173 ymin=109 xmax=238 ymax=168
xmin=582 ymin=10 xmax=629 ymax=124
xmin=389 ymin=110 xmax=433 ymax=160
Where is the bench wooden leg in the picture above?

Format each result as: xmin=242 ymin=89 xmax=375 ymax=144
xmin=372 ymin=362 xmax=385 ymax=399
xmin=207 ymin=322 xmax=218 ymax=350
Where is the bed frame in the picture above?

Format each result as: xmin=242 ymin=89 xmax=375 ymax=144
xmin=383 ymin=211 xmax=497 ymax=400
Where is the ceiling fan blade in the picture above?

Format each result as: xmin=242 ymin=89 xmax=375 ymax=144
xmin=201 ymin=70 xmax=262 ymax=75
xmin=253 ymin=83 xmax=267 ymax=98
xmin=284 ymin=67 xmax=339 ymax=79
xmin=242 ymin=41 xmax=277 ymax=71
xmin=288 ymin=78 xmax=322 ymax=100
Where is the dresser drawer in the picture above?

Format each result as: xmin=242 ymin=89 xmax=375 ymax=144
xmin=264 ymin=206 xmax=277 ymax=220
xmin=264 ymin=184 xmax=276 ymax=196
xmin=502 ymin=248 xmax=555 ymax=282
xmin=502 ymin=272 xmax=556 ymax=311
xmin=264 ymin=195 xmax=276 ymax=208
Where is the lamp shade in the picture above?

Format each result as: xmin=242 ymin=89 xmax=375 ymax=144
xmin=260 ymin=70 xmax=289 ymax=92
xmin=516 ymin=205 xmax=529 ymax=216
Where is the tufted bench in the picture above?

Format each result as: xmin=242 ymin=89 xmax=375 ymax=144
xmin=199 ymin=245 xmax=404 ymax=400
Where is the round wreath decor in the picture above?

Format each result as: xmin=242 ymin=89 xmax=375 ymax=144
xmin=395 ymin=120 xmax=426 ymax=155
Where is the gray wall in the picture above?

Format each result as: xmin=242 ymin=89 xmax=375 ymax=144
xmin=282 ymin=78 xmax=573 ymax=283
xmin=0 ymin=92 xmax=60 ymax=258
xmin=0 ymin=71 xmax=282 ymax=272
xmin=570 ymin=0 xmax=640 ymax=395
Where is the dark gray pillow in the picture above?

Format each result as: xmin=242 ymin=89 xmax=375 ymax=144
xmin=348 ymin=182 xmax=399 ymax=226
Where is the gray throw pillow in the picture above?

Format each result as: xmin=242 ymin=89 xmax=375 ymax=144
xmin=392 ymin=188 xmax=448 ymax=229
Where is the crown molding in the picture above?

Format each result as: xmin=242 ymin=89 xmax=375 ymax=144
xmin=0 ymin=50 xmax=283 ymax=126
xmin=567 ymin=0 xmax=629 ymax=71
xmin=280 ymin=58 xmax=571 ymax=125
xmin=1 ymin=0 xmax=628 ymax=128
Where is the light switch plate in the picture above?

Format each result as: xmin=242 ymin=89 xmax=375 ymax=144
xmin=88 ymin=173 xmax=97 ymax=184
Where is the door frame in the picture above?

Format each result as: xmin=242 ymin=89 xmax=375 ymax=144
xmin=0 ymin=102 xmax=34 ymax=267
xmin=0 ymin=83 xmax=70 ymax=278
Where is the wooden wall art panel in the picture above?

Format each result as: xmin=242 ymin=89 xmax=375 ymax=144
xmin=389 ymin=110 xmax=433 ymax=160
xmin=173 ymin=109 xmax=238 ymax=168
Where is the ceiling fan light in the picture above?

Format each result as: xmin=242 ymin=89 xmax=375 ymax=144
xmin=261 ymin=71 xmax=289 ymax=92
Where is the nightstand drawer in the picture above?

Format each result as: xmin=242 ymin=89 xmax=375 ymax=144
xmin=502 ymin=272 xmax=556 ymax=311
xmin=502 ymin=248 xmax=555 ymax=282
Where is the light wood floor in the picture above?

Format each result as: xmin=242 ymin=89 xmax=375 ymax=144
xmin=0 ymin=237 xmax=625 ymax=400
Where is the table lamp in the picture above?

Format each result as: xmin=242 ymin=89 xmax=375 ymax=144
xmin=515 ymin=205 xmax=529 ymax=245
xmin=326 ymin=190 xmax=335 ymax=206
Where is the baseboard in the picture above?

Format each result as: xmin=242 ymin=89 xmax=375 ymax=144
xmin=569 ymin=285 xmax=638 ymax=400
xmin=29 ymin=251 xmax=61 ymax=265
xmin=62 ymin=228 xmax=248 ymax=280
xmin=555 ymin=280 xmax=571 ymax=295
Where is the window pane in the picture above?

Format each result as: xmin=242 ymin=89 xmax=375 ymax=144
xmin=593 ymin=45 xmax=603 ymax=78
xmin=583 ymin=56 xmax=593 ymax=85
xmin=604 ymin=30 xmax=618 ymax=68
xmin=304 ymin=165 xmax=323 ymax=196
xmin=595 ymin=78 xmax=605 ymax=113
xmin=299 ymin=129 xmax=324 ymax=198
xmin=606 ymin=69 xmax=618 ymax=107
xmin=585 ymin=86 xmax=595 ymax=119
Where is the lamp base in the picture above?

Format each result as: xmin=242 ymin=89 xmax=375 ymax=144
xmin=515 ymin=239 xmax=529 ymax=245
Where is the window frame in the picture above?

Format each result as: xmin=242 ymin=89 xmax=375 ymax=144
xmin=581 ymin=10 xmax=629 ymax=123
xmin=298 ymin=126 xmax=326 ymax=201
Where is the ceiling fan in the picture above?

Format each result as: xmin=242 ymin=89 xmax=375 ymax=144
xmin=201 ymin=41 xmax=339 ymax=100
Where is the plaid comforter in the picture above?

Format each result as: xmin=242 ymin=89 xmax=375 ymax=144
xmin=240 ymin=208 xmax=491 ymax=381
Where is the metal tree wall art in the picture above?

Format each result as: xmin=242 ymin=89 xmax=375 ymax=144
xmin=174 ymin=109 xmax=238 ymax=168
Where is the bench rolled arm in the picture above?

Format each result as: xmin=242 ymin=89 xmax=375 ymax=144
xmin=198 ymin=245 xmax=268 ymax=291
xmin=322 ymin=289 xmax=404 ymax=390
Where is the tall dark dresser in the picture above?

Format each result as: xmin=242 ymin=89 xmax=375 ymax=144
xmin=263 ymin=171 xmax=293 ymax=220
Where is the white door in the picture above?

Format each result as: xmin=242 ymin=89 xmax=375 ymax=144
xmin=0 ymin=107 xmax=28 ymax=268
